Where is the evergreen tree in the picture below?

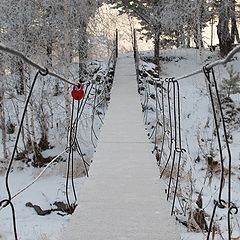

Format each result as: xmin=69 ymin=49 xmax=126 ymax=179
xmin=112 ymin=0 xmax=164 ymax=65
xmin=161 ymin=0 xmax=210 ymax=49
xmin=221 ymin=65 xmax=240 ymax=97
xmin=112 ymin=0 xmax=212 ymax=61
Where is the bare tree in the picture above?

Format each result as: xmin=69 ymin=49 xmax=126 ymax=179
xmin=217 ymin=1 xmax=232 ymax=56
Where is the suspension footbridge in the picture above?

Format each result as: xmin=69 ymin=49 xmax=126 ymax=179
xmin=61 ymin=54 xmax=180 ymax=240
xmin=1 ymin=42 xmax=240 ymax=239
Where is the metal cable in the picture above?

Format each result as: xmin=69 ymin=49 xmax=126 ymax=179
xmin=1 ymin=69 xmax=48 ymax=240
xmin=153 ymin=76 xmax=162 ymax=153
xmin=174 ymin=45 xmax=240 ymax=81
xmin=203 ymin=66 xmax=238 ymax=240
xmin=203 ymin=67 xmax=226 ymax=207
xmin=167 ymin=79 xmax=177 ymax=201
xmin=0 ymin=49 xmax=115 ymax=239
xmin=170 ymin=80 xmax=184 ymax=215
xmin=160 ymin=80 xmax=174 ymax=179
xmin=65 ymin=99 xmax=76 ymax=213
xmin=12 ymin=149 xmax=68 ymax=200
xmin=156 ymin=81 xmax=166 ymax=166
xmin=90 ymin=84 xmax=99 ymax=148
xmin=0 ymin=43 xmax=78 ymax=87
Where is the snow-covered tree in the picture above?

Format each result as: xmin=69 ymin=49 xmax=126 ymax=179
xmin=159 ymin=0 xmax=210 ymax=49
xmin=0 ymin=0 xmax=39 ymax=94
xmin=88 ymin=4 xmax=118 ymax=58
xmin=112 ymin=0 xmax=164 ymax=64
xmin=69 ymin=0 xmax=103 ymax=78
xmin=210 ymin=0 xmax=240 ymax=56
xmin=112 ymin=0 xmax=213 ymax=61
xmin=0 ymin=59 xmax=8 ymax=160
xmin=0 ymin=0 xmax=106 ymax=161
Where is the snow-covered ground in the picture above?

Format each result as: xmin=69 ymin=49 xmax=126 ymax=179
xmin=0 ymin=169 xmax=85 ymax=240
xmin=0 ymin=59 xmax=114 ymax=240
xmin=139 ymin=48 xmax=240 ymax=239
xmin=1 ymin=48 xmax=240 ymax=239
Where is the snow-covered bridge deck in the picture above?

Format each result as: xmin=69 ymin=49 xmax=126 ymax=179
xmin=62 ymin=54 xmax=179 ymax=240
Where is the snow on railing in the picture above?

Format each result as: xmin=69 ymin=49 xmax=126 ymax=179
xmin=0 ymin=43 xmax=78 ymax=87
xmin=174 ymin=45 xmax=240 ymax=81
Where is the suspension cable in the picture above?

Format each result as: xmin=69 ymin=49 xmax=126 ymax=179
xmin=157 ymin=80 xmax=167 ymax=166
xmin=11 ymin=149 xmax=68 ymax=200
xmin=65 ymin=99 xmax=77 ymax=213
xmin=174 ymin=45 xmax=240 ymax=81
xmin=170 ymin=80 xmax=184 ymax=216
xmin=0 ymin=43 xmax=78 ymax=87
xmin=203 ymin=66 xmax=238 ymax=240
xmin=1 ymin=69 xmax=48 ymax=240
xmin=167 ymin=79 xmax=178 ymax=201
xmin=160 ymin=80 xmax=174 ymax=179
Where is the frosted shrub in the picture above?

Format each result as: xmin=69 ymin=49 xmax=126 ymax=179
xmin=221 ymin=66 xmax=240 ymax=98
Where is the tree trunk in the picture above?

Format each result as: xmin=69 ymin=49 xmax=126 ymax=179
xmin=175 ymin=30 xmax=181 ymax=48
xmin=63 ymin=0 xmax=71 ymax=129
xmin=154 ymin=32 xmax=160 ymax=62
xmin=231 ymin=18 xmax=240 ymax=44
xmin=16 ymin=60 xmax=25 ymax=95
xmin=11 ymin=98 xmax=27 ymax=152
xmin=46 ymin=39 xmax=53 ymax=68
xmin=217 ymin=1 xmax=232 ymax=56
xmin=30 ymin=100 xmax=37 ymax=144
xmin=230 ymin=0 xmax=240 ymax=44
xmin=153 ymin=31 xmax=160 ymax=73
xmin=196 ymin=0 xmax=203 ymax=50
xmin=78 ymin=24 xmax=88 ymax=81
xmin=0 ymin=65 xmax=8 ymax=160
xmin=24 ymin=73 xmax=33 ymax=152
xmin=38 ymin=111 xmax=49 ymax=151
xmin=69 ymin=37 xmax=74 ymax=63
xmin=186 ymin=35 xmax=191 ymax=48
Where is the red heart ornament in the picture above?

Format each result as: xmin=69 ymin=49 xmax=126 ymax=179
xmin=71 ymin=85 xmax=84 ymax=100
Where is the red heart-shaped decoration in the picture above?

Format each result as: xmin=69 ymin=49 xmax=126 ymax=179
xmin=71 ymin=88 xmax=84 ymax=100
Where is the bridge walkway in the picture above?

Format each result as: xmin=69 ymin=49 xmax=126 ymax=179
xmin=62 ymin=54 xmax=179 ymax=240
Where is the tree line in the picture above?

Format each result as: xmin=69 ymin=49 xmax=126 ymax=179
xmin=111 ymin=0 xmax=240 ymax=61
